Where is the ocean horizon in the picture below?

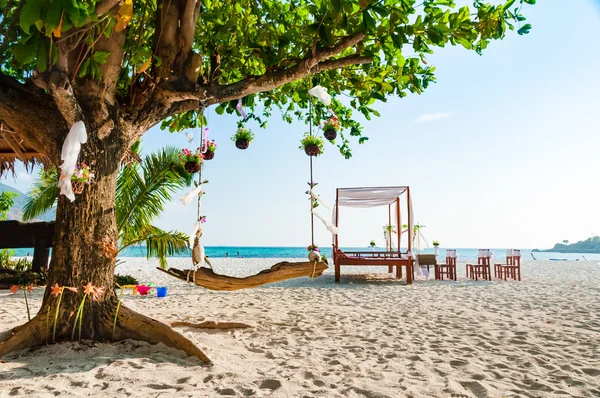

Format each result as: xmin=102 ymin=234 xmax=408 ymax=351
xmin=12 ymin=246 xmax=600 ymax=261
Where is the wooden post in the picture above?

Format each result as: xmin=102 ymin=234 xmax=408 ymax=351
xmin=395 ymin=198 xmax=400 ymax=252
xmin=32 ymin=238 xmax=50 ymax=273
xmin=387 ymin=204 xmax=392 ymax=252
xmin=406 ymin=187 xmax=412 ymax=253
xmin=334 ymin=189 xmax=340 ymax=283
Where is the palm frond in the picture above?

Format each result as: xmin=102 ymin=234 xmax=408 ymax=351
xmin=22 ymin=167 xmax=59 ymax=221
xmin=116 ymin=146 xmax=193 ymax=238
xmin=121 ymin=225 xmax=189 ymax=269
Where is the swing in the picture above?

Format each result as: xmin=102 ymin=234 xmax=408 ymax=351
xmin=158 ymin=90 xmax=334 ymax=291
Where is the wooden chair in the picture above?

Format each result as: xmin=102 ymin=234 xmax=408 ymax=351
xmin=494 ymin=249 xmax=521 ymax=281
xmin=466 ymin=249 xmax=492 ymax=281
xmin=435 ymin=249 xmax=457 ymax=281
xmin=416 ymin=254 xmax=437 ymax=279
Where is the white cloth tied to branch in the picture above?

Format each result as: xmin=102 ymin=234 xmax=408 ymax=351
xmin=180 ymin=184 xmax=203 ymax=206
xmin=189 ymin=221 xmax=200 ymax=249
xmin=310 ymin=189 xmax=331 ymax=210
xmin=58 ymin=121 xmax=87 ymax=202
xmin=308 ymin=85 xmax=331 ymax=106
xmin=312 ymin=209 xmax=338 ymax=234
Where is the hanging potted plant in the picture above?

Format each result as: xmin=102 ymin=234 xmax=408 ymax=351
xmin=179 ymin=148 xmax=203 ymax=174
xmin=231 ymin=126 xmax=255 ymax=150
xmin=203 ymin=140 xmax=217 ymax=160
xmin=307 ymin=244 xmax=321 ymax=262
xmin=71 ymin=163 xmax=95 ymax=195
xmin=299 ymin=134 xmax=324 ymax=157
xmin=322 ymin=115 xmax=340 ymax=141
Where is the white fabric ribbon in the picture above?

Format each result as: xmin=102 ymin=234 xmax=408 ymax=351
xmin=308 ymin=85 xmax=331 ymax=106
xmin=185 ymin=131 xmax=194 ymax=143
xmin=189 ymin=221 xmax=200 ymax=248
xmin=58 ymin=121 xmax=87 ymax=202
xmin=310 ymin=189 xmax=331 ymax=210
xmin=312 ymin=209 xmax=339 ymax=234
xmin=180 ymin=184 xmax=203 ymax=206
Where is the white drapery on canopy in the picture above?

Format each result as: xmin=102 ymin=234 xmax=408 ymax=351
xmin=333 ymin=186 xmax=414 ymax=254
xmin=336 ymin=187 xmax=408 ymax=208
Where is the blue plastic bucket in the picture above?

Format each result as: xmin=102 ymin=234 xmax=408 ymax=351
xmin=156 ymin=286 xmax=168 ymax=298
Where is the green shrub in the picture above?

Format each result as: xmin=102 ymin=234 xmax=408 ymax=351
xmin=115 ymin=274 xmax=139 ymax=287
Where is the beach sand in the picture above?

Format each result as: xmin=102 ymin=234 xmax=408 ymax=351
xmin=1 ymin=258 xmax=599 ymax=397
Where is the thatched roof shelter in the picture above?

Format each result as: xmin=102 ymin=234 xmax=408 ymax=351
xmin=0 ymin=121 xmax=49 ymax=176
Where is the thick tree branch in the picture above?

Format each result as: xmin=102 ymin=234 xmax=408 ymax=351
xmin=203 ymin=54 xmax=371 ymax=105
xmin=33 ymin=70 xmax=84 ymax=127
xmin=160 ymin=32 xmax=370 ymax=109
xmin=0 ymin=72 xmax=65 ymax=161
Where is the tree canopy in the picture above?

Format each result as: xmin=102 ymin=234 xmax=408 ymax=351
xmin=0 ymin=0 xmax=534 ymax=160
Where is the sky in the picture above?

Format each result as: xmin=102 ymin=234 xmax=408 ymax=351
xmin=4 ymin=0 xmax=600 ymax=250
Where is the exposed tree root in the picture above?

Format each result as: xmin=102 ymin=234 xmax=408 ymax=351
xmin=107 ymin=306 xmax=211 ymax=363
xmin=1 ymin=305 xmax=210 ymax=363
xmin=0 ymin=315 xmax=47 ymax=357
xmin=171 ymin=321 xmax=252 ymax=330
xmin=158 ymin=261 xmax=328 ymax=291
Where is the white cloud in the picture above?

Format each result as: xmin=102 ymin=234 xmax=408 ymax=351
xmin=413 ymin=112 xmax=452 ymax=123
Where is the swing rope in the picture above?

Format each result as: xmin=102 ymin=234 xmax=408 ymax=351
xmin=309 ymin=99 xmax=315 ymax=247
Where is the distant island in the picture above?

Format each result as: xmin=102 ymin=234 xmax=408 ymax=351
xmin=0 ymin=183 xmax=55 ymax=222
xmin=533 ymin=236 xmax=600 ymax=253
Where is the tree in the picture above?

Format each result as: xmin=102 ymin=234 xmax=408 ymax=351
xmin=562 ymin=240 xmax=569 ymax=245
xmin=0 ymin=0 xmax=534 ymax=360
xmin=22 ymin=144 xmax=192 ymax=269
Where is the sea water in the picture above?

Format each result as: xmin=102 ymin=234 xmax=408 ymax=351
xmin=11 ymin=246 xmax=600 ymax=261
xmin=15 ymin=247 xmax=600 ymax=261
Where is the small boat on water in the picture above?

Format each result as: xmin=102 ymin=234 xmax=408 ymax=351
xmin=549 ymin=258 xmax=568 ymax=261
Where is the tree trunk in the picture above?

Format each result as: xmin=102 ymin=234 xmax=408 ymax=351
xmin=0 ymin=118 xmax=210 ymax=363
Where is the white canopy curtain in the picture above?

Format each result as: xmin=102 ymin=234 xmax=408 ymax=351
xmin=333 ymin=186 xmax=414 ymax=254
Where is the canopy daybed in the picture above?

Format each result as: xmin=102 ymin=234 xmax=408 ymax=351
xmin=333 ymin=186 xmax=414 ymax=284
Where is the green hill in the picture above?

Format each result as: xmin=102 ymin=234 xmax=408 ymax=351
xmin=536 ymin=236 xmax=600 ymax=253
xmin=0 ymin=182 xmax=55 ymax=222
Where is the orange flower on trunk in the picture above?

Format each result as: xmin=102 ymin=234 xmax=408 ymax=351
xmin=9 ymin=285 xmax=19 ymax=294
xmin=50 ymin=283 xmax=62 ymax=297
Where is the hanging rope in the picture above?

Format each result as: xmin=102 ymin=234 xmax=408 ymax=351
xmin=309 ymin=99 xmax=315 ymax=247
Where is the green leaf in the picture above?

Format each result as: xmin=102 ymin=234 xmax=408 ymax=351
xmin=62 ymin=0 xmax=83 ymax=27
xmin=358 ymin=137 xmax=369 ymax=144
xmin=517 ymin=23 xmax=532 ymax=35
xmin=77 ymin=58 xmax=90 ymax=77
xmin=19 ymin=0 xmax=42 ymax=35
xmin=11 ymin=36 xmax=39 ymax=64
xmin=362 ymin=10 xmax=375 ymax=31
xmin=92 ymin=50 xmax=111 ymax=64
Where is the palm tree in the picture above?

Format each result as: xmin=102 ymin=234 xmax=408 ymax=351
xmin=23 ymin=144 xmax=193 ymax=268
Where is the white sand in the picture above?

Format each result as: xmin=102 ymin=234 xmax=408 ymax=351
xmin=1 ymin=258 xmax=599 ymax=398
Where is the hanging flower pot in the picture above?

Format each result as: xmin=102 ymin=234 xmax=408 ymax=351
xmin=322 ymin=115 xmax=340 ymax=141
xmin=299 ymin=133 xmax=324 ymax=157
xmin=235 ymin=138 xmax=249 ymax=150
xmin=70 ymin=163 xmax=95 ymax=195
xmin=231 ymin=127 xmax=255 ymax=150
xmin=203 ymin=140 xmax=217 ymax=160
xmin=324 ymin=129 xmax=337 ymax=141
xmin=184 ymin=161 xmax=201 ymax=173
xmin=72 ymin=180 xmax=85 ymax=195
xmin=179 ymin=148 xmax=203 ymax=174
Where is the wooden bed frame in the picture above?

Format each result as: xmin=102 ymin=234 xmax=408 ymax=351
xmin=333 ymin=186 xmax=413 ymax=284
xmin=333 ymin=250 xmax=413 ymax=284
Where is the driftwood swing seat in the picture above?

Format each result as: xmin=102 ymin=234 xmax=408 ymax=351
xmin=158 ymin=260 xmax=328 ymax=291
